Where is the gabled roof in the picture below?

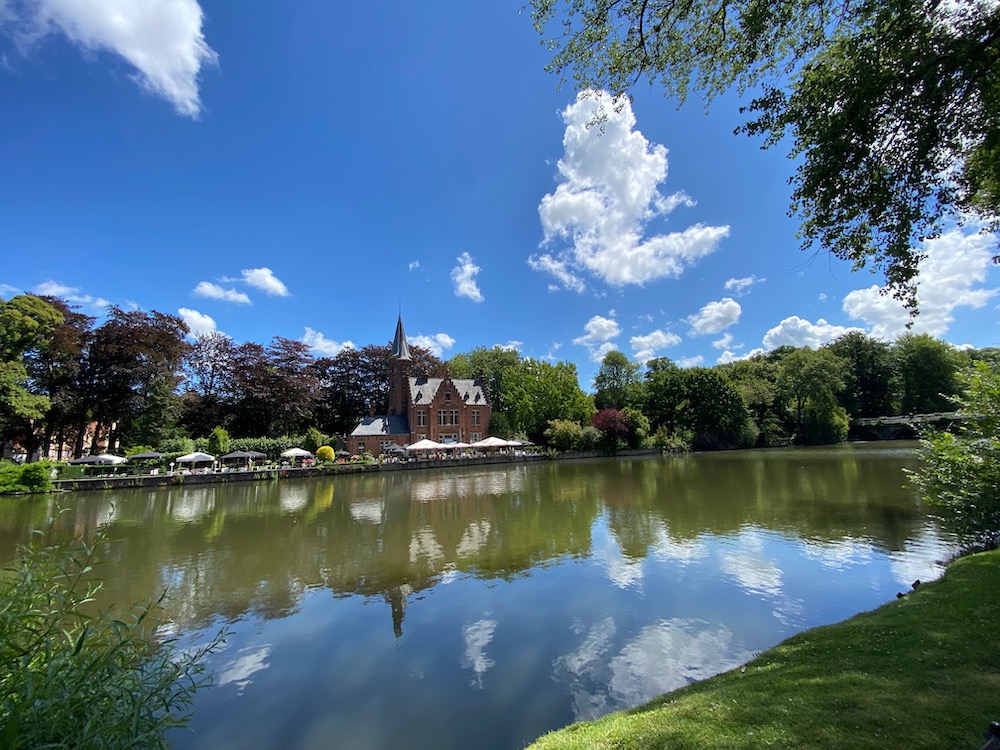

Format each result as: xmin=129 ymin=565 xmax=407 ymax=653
xmin=391 ymin=314 xmax=411 ymax=361
xmin=408 ymin=377 xmax=488 ymax=406
xmin=350 ymin=414 xmax=410 ymax=437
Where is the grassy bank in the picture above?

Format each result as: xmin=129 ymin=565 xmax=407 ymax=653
xmin=528 ymin=549 xmax=1000 ymax=750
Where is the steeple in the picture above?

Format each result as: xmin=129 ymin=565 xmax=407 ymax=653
xmin=390 ymin=314 xmax=411 ymax=361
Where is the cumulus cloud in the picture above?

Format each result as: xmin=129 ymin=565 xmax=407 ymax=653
xmin=408 ymin=260 xmax=420 ymax=271
xmin=302 ymin=327 xmax=353 ymax=357
xmin=711 ymin=333 xmax=735 ymax=350
xmin=842 ymin=228 xmax=998 ymax=339
xmin=630 ymin=329 xmax=681 ymax=363
xmin=410 ymin=333 xmax=456 ymax=357
xmin=762 ymin=316 xmax=862 ymax=349
xmin=496 ymin=340 xmax=523 ymax=351
xmin=10 ymin=0 xmax=217 ymax=117
xmin=451 ymin=252 xmax=484 ymax=302
xmin=574 ymin=314 xmax=621 ymax=362
xmin=677 ymin=355 xmax=704 ymax=368
xmin=532 ymin=91 xmax=729 ymax=290
xmin=724 ymin=275 xmax=764 ymax=296
xmin=178 ymin=307 xmax=216 ymax=337
xmin=527 ymin=254 xmax=586 ymax=293
xmin=193 ymin=281 xmax=250 ymax=305
xmin=33 ymin=280 xmax=108 ymax=309
xmin=687 ymin=298 xmax=741 ymax=335
xmin=241 ymin=267 xmax=289 ymax=297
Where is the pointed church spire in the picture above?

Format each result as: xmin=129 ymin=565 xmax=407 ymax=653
xmin=391 ymin=314 xmax=411 ymax=361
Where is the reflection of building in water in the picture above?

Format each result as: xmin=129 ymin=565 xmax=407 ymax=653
xmin=385 ymin=584 xmax=411 ymax=638
xmin=409 ymin=468 xmax=525 ymax=503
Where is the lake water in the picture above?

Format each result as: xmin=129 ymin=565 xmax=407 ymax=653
xmin=0 ymin=443 xmax=957 ymax=750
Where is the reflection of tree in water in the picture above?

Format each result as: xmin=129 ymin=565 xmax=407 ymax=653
xmin=0 ymin=447 xmax=941 ymax=636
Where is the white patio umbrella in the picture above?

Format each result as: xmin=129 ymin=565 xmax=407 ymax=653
xmin=176 ymin=451 xmax=216 ymax=464
xmin=444 ymin=441 xmax=472 ymax=450
xmin=280 ymin=447 xmax=314 ymax=459
xmin=471 ymin=436 xmax=513 ymax=449
xmin=406 ymin=438 xmax=444 ymax=451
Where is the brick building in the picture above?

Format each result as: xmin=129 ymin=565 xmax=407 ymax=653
xmin=347 ymin=316 xmax=491 ymax=456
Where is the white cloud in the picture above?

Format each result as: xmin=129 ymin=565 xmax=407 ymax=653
xmin=33 ymin=280 xmax=108 ymax=310
xmin=0 ymin=283 xmax=20 ymax=297
xmin=687 ymin=297 xmax=742 ymax=335
xmin=573 ymin=314 xmax=621 ymax=361
xmin=528 ymin=253 xmax=586 ymax=293
xmin=451 ymin=252 xmax=484 ymax=302
xmin=818 ymin=293 xmax=828 ymax=302
xmin=677 ymin=355 xmax=704 ymax=368
xmin=496 ymin=340 xmax=523 ymax=351
xmin=724 ymin=275 xmax=764 ymax=296
xmin=241 ymin=267 xmax=289 ymax=297
xmin=762 ymin=316 xmax=862 ymax=349
xmin=534 ymin=91 xmax=729 ymax=290
xmin=177 ymin=307 xmax=216 ymax=337
xmin=842 ymin=228 xmax=998 ymax=339
xmin=711 ymin=333 xmax=735 ymax=350
xmin=15 ymin=0 xmax=217 ymax=118
xmin=302 ymin=327 xmax=353 ymax=357
xmin=408 ymin=260 xmax=420 ymax=271
xmin=193 ymin=281 xmax=250 ymax=305
xmin=630 ymin=329 xmax=681 ymax=363
xmin=410 ymin=333 xmax=456 ymax=357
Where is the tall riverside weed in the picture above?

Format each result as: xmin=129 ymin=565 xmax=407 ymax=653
xmin=0 ymin=532 xmax=225 ymax=749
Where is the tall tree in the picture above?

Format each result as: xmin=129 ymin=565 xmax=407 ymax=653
xmin=894 ymin=333 xmax=964 ymax=413
xmin=501 ymin=359 xmax=595 ymax=441
xmin=532 ymin=0 xmax=1000 ymax=303
xmin=825 ymin=332 xmax=899 ymax=418
xmin=593 ymin=350 xmax=641 ymax=410
xmin=777 ymin=347 xmax=849 ymax=444
xmin=448 ymin=345 xmax=522 ymax=414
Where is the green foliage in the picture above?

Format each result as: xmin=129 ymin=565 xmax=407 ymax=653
xmin=532 ymin=0 xmax=1000 ymax=304
xmin=544 ymin=419 xmax=585 ymax=452
xmin=621 ymin=406 xmax=650 ymax=449
xmin=0 ymin=460 xmax=54 ymax=495
xmin=826 ymin=332 xmax=899 ymax=418
xmin=303 ymin=427 xmax=327 ymax=454
xmin=158 ymin=437 xmax=195 ymax=455
xmin=650 ymin=424 xmax=691 ymax=452
xmin=488 ymin=412 xmax=513 ymax=438
xmin=593 ymin=350 xmax=641 ymax=410
xmin=0 ymin=534 xmax=224 ymax=748
xmin=777 ymin=347 xmax=848 ymax=444
xmin=894 ymin=333 xmax=963 ymax=413
xmin=501 ymin=359 xmax=595 ymax=442
xmin=315 ymin=445 xmax=335 ymax=463
xmin=207 ymin=425 xmax=230 ymax=456
xmin=909 ymin=362 xmax=1000 ymax=545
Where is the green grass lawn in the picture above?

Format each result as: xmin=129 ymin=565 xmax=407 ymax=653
xmin=528 ymin=549 xmax=1000 ymax=750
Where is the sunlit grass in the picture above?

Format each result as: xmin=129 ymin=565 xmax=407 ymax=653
xmin=528 ymin=549 xmax=1000 ymax=750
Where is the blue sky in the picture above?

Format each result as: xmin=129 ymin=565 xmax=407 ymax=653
xmin=1 ymin=1 xmax=997 ymax=389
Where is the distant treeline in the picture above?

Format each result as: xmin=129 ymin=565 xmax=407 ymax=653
xmin=1 ymin=294 xmax=993 ymax=460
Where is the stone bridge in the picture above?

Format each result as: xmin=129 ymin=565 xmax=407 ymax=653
xmin=850 ymin=412 xmax=964 ymax=440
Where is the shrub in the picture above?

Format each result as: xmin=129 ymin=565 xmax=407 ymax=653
xmin=158 ymin=437 xmax=194 ymax=454
xmin=303 ymin=428 xmax=327 ymax=454
xmin=544 ymin=420 xmax=584 ymax=452
xmin=18 ymin=463 xmax=52 ymax=493
xmin=315 ymin=445 xmax=335 ymax=463
xmin=207 ymin=426 xmax=231 ymax=456
xmin=0 ymin=534 xmax=224 ymax=748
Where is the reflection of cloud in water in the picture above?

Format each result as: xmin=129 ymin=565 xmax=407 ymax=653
xmin=650 ymin=526 xmax=710 ymax=566
xmin=888 ymin=524 xmax=958 ymax=587
xmin=279 ymin=485 xmax=309 ymax=512
xmin=168 ymin=490 xmax=215 ymax=522
xmin=217 ymin=644 xmax=271 ymax=694
xmin=593 ymin=534 xmax=644 ymax=590
xmin=461 ymin=617 xmax=497 ymax=689
xmin=409 ymin=526 xmax=444 ymax=567
xmin=554 ymin=617 xmax=753 ymax=721
xmin=349 ymin=499 xmax=384 ymax=524
xmin=457 ymin=519 xmax=492 ymax=558
xmin=801 ymin=537 xmax=875 ymax=570
xmin=719 ymin=529 xmax=783 ymax=597
xmin=410 ymin=469 xmax=525 ymax=503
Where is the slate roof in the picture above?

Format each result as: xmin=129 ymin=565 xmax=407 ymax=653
xmin=390 ymin=315 xmax=411 ymax=361
xmin=408 ymin=377 xmax=488 ymax=406
xmin=350 ymin=414 xmax=410 ymax=437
